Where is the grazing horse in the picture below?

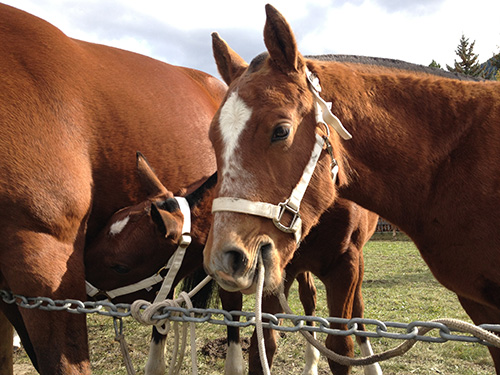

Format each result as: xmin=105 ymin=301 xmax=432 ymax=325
xmin=202 ymin=3 xmax=500 ymax=373
xmin=85 ymin=153 xmax=381 ymax=375
xmin=0 ymin=4 xmax=226 ymax=373
xmin=85 ymin=154 xmax=218 ymax=375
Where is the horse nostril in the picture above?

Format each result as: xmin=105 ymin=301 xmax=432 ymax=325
xmin=260 ymin=242 xmax=273 ymax=260
xmin=222 ymin=248 xmax=248 ymax=276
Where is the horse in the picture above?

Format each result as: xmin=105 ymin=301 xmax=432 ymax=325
xmin=0 ymin=312 xmax=13 ymax=373
xmin=0 ymin=4 xmax=227 ymax=373
xmin=85 ymin=153 xmax=220 ymax=374
xmin=202 ymin=3 xmax=500 ymax=372
xmin=85 ymin=153 xmax=381 ymax=375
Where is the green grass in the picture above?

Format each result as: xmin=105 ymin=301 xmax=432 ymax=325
xmin=14 ymin=239 xmax=495 ymax=374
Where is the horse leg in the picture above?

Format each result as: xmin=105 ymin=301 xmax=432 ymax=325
xmin=457 ymin=296 xmax=500 ymax=372
xmin=0 ymin=303 xmax=35 ymax=368
xmin=13 ymin=331 xmax=20 ymax=351
xmin=145 ymin=327 xmax=166 ymax=375
xmin=1 ymin=228 xmax=90 ymax=374
xmin=247 ymin=292 xmax=280 ymax=375
xmin=0 ymin=309 xmax=13 ymax=375
xmin=322 ymin=246 xmax=362 ymax=375
xmin=248 ymin=269 xmax=308 ymax=375
xmin=296 ymin=272 xmax=320 ymax=375
xmin=220 ymin=289 xmax=245 ymax=375
xmin=352 ymin=254 xmax=382 ymax=375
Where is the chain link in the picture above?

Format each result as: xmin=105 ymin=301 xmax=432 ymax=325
xmin=1 ymin=289 xmax=499 ymax=346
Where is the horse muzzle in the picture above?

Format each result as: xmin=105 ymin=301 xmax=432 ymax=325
xmin=204 ymin=237 xmax=280 ymax=294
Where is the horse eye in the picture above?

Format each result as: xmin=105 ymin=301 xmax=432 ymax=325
xmin=111 ymin=264 xmax=131 ymax=274
xmin=271 ymin=124 xmax=291 ymax=142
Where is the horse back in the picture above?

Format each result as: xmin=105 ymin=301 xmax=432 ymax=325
xmin=0 ymin=3 xmax=226 ymax=239
xmin=0 ymin=5 xmax=94 ymax=238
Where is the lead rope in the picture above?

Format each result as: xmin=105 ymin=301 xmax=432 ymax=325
xmin=114 ymin=317 xmax=137 ymax=375
xmin=166 ymin=292 xmax=197 ymax=375
xmin=255 ymin=253 xmax=271 ymax=375
xmin=277 ymin=283 xmax=500 ymax=366
xmin=130 ymin=275 xmax=212 ymax=374
xmin=178 ymin=291 xmax=198 ymax=375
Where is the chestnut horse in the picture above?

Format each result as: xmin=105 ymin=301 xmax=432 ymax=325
xmin=202 ymin=4 xmax=500 ymax=372
xmin=0 ymin=4 xmax=226 ymax=374
xmin=85 ymin=153 xmax=381 ymax=375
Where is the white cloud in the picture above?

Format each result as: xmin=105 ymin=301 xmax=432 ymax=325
xmin=299 ymin=0 xmax=499 ymax=67
xmin=2 ymin=0 xmax=499 ymax=76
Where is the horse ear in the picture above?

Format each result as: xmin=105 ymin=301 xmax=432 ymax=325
xmin=263 ymin=4 xmax=304 ymax=75
xmin=136 ymin=152 xmax=169 ymax=197
xmin=150 ymin=203 xmax=182 ymax=240
xmin=212 ymin=32 xmax=248 ymax=85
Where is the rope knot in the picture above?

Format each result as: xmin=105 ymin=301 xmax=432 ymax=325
xmin=130 ymin=298 xmax=181 ymax=334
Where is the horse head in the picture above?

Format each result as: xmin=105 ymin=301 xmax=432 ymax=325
xmin=85 ymin=153 xmax=187 ymax=302
xmin=203 ymin=5 xmax=348 ymax=294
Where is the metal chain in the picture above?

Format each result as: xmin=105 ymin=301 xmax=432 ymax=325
xmin=1 ymin=289 xmax=499 ymax=346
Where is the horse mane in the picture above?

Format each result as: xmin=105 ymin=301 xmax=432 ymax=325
xmin=249 ymin=52 xmax=269 ymax=73
xmin=307 ymin=54 xmax=484 ymax=82
xmin=248 ymin=52 xmax=482 ymax=81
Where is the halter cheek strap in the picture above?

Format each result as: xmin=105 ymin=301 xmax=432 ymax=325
xmin=86 ymin=196 xmax=192 ymax=302
xmin=211 ymin=68 xmax=351 ymax=244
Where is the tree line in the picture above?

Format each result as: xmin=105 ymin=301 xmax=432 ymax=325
xmin=429 ymin=34 xmax=500 ymax=80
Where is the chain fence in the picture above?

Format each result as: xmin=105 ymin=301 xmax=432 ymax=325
xmin=2 ymin=289 xmax=500 ymax=347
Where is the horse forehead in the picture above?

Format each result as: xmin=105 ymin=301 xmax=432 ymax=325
xmin=217 ymin=91 xmax=253 ymax=162
xmin=109 ymin=215 xmax=130 ymax=236
xmin=107 ymin=202 xmax=148 ymax=236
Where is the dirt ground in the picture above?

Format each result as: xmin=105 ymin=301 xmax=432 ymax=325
xmin=201 ymin=337 xmax=250 ymax=358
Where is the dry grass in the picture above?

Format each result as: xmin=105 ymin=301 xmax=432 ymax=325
xmin=14 ymin=237 xmax=495 ymax=374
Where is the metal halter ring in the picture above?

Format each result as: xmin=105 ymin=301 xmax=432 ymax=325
xmin=273 ymin=200 xmax=301 ymax=233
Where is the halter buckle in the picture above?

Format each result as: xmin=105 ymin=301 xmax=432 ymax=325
xmin=273 ymin=200 xmax=301 ymax=233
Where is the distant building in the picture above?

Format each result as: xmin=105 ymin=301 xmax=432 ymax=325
xmin=376 ymin=218 xmax=399 ymax=233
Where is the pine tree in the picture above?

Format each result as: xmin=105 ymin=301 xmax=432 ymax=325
xmin=492 ymin=52 xmax=500 ymax=74
xmin=446 ymin=34 xmax=485 ymax=77
xmin=493 ymin=53 xmax=500 ymax=69
xmin=429 ymin=60 xmax=441 ymax=69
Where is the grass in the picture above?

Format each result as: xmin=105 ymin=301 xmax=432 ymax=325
xmin=14 ymin=238 xmax=495 ymax=374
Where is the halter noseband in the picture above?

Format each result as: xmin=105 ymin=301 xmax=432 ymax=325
xmin=211 ymin=69 xmax=352 ymax=244
xmin=86 ymin=196 xmax=192 ymax=302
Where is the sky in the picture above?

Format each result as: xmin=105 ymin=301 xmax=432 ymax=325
xmin=2 ymin=0 xmax=499 ymax=79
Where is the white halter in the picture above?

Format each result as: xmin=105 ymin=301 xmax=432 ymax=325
xmin=211 ymin=68 xmax=352 ymax=244
xmin=86 ymin=196 xmax=192 ymax=302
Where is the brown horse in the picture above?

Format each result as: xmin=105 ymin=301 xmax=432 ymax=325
xmin=85 ymin=154 xmax=220 ymax=374
xmin=202 ymin=3 xmax=500 ymax=372
xmin=85 ymin=153 xmax=381 ymax=375
xmin=0 ymin=4 xmax=226 ymax=374
xmin=0 ymin=313 xmax=13 ymax=373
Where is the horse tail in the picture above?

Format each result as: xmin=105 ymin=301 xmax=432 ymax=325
xmin=180 ymin=268 xmax=219 ymax=309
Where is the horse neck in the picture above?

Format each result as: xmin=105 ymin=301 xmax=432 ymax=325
xmin=320 ymin=62 xmax=486 ymax=236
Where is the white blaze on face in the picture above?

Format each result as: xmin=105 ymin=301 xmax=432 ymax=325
xmin=217 ymin=91 xmax=254 ymax=196
xmin=109 ymin=216 xmax=130 ymax=236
